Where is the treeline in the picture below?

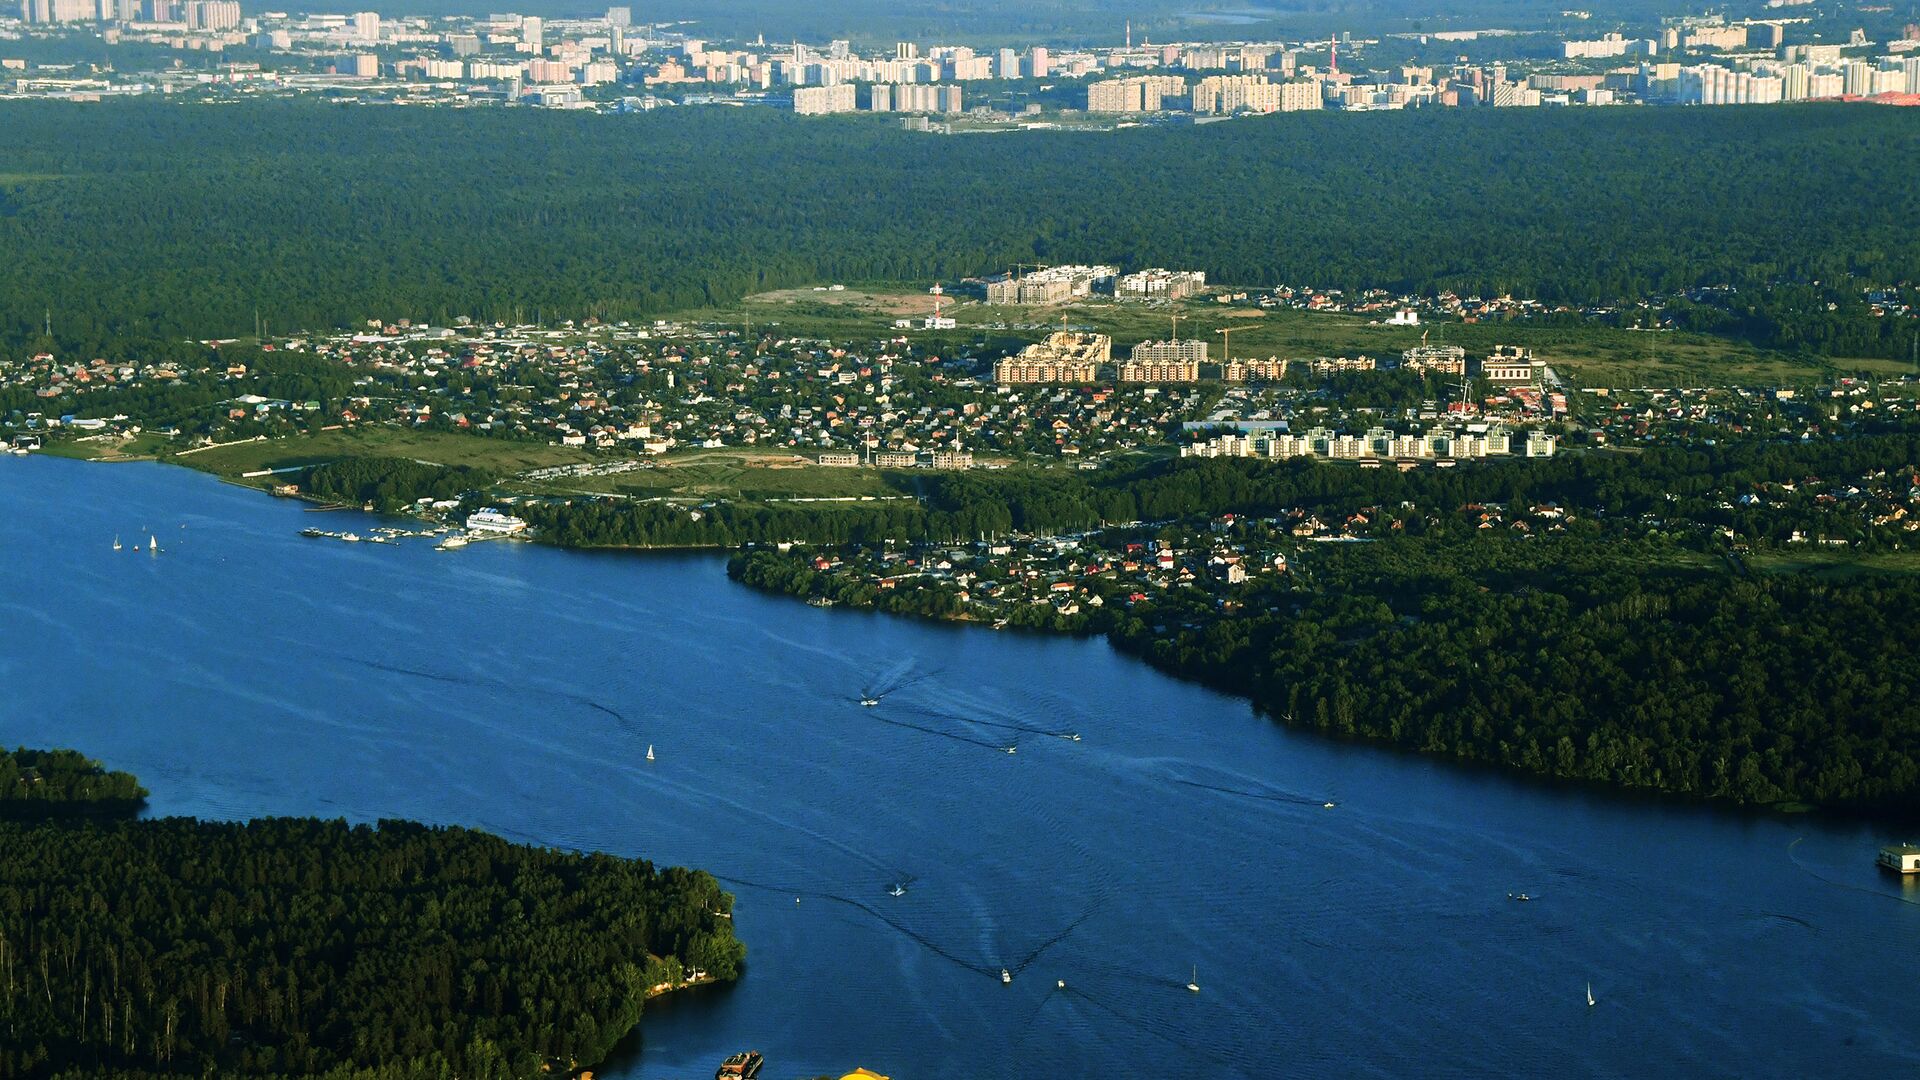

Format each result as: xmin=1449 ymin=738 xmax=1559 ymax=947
xmin=1663 ymin=283 xmax=1920 ymax=361
xmin=536 ymin=424 xmax=1920 ymax=550
xmin=1109 ymin=538 xmax=1920 ymax=809
xmin=0 ymin=748 xmax=146 ymax=818
xmin=304 ymin=456 xmax=492 ymax=510
xmin=1 ymin=101 xmax=1916 ymax=356
xmin=735 ymin=536 xmax=1920 ymax=809
xmin=0 ymin=756 xmax=744 ymax=1079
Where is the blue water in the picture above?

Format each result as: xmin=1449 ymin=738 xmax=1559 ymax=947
xmin=3 ymin=454 xmax=1918 ymax=1079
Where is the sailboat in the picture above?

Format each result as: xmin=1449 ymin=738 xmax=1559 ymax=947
xmin=889 ymin=884 xmax=906 ymax=897
xmin=1586 ymin=982 xmax=1596 ymax=1008
xmin=148 ymin=534 xmax=159 ymax=555
xmin=646 ymin=745 xmax=655 ymax=762
xmin=1187 ymin=965 xmax=1200 ymax=993
xmin=112 ymin=535 xmax=121 ymax=551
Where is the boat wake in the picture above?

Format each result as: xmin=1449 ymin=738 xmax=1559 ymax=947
xmin=336 ymin=654 xmax=638 ymax=730
xmin=1785 ymin=836 xmax=1920 ymax=908
xmin=1168 ymin=775 xmax=1332 ymax=810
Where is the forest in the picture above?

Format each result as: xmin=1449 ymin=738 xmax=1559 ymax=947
xmin=1 ymin=101 xmax=1915 ymax=360
xmin=732 ymin=535 xmax=1920 ymax=810
xmin=0 ymin=754 xmax=744 ymax=1080
xmin=304 ymin=457 xmax=494 ymax=511
xmin=0 ymin=748 xmax=146 ymax=817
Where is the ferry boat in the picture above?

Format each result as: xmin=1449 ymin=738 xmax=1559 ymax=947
xmin=1878 ymin=844 xmax=1920 ymax=873
xmin=714 ymin=1050 xmax=764 ymax=1080
xmin=436 ymin=535 xmax=470 ymax=551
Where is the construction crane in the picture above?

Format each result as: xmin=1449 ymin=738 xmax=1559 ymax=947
xmin=1215 ymin=326 xmax=1240 ymax=366
xmin=1169 ymin=313 xmax=1182 ymax=343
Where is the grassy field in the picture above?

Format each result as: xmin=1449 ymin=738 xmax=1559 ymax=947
xmin=1748 ymin=550 xmax=1920 ymax=580
xmin=169 ymin=428 xmax=595 ymax=490
xmin=498 ymin=447 xmax=922 ymax=503
xmin=679 ymin=284 xmax=1894 ymax=388
xmin=161 ymin=425 xmax=942 ymax=506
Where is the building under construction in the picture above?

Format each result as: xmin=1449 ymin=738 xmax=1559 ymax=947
xmin=1401 ymin=344 xmax=1467 ymax=375
xmin=1117 ymin=269 xmax=1207 ymax=300
xmin=993 ymin=331 xmax=1112 ymax=384
xmin=984 ymin=264 xmax=1117 ymax=305
xmin=1221 ymin=357 xmax=1288 ymax=381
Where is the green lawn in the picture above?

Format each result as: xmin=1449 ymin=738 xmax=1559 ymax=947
xmin=501 ymin=447 xmax=920 ymax=503
xmin=170 ymin=427 xmax=595 ymax=487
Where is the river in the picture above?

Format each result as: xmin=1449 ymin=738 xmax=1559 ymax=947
xmin=2 ymin=455 xmax=1917 ymax=1079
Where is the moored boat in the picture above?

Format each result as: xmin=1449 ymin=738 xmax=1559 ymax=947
xmin=714 ymin=1050 xmax=764 ymax=1080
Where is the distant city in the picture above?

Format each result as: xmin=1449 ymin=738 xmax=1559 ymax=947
xmin=3 ymin=2 xmax=1919 ymax=119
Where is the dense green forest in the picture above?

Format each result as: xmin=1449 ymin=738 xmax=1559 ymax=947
xmin=733 ymin=536 xmax=1920 ymax=810
xmin=0 ymin=748 xmax=146 ymax=817
xmin=1113 ymin=539 xmax=1920 ymax=810
xmin=304 ymin=457 xmax=493 ymax=510
xmin=0 ymin=757 xmax=743 ymax=1079
xmin=1 ymin=101 xmax=1915 ymax=358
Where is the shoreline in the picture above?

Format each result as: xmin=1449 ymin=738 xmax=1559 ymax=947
xmin=725 ymin=552 xmax=1920 ymax=826
xmin=41 ymin=450 xmax=1918 ymax=824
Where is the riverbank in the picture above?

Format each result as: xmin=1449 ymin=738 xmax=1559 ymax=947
xmin=728 ymin=539 xmax=1920 ymax=816
xmin=8 ymin=452 xmax=1920 ymax=1078
xmin=47 ymin=444 xmax=1920 ymax=818
xmin=0 ymin=745 xmax=745 ymax=1078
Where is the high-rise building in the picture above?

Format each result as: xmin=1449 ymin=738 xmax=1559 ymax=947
xmin=605 ymin=6 xmax=630 ymax=26
xmin=888 ymin=82 xmax=962 ymax=113
xmin=23 ymin=0 xmax=96 ymax=21
xmin=183 ymin=0 xmax=239 ymax=30
xmin=1843 ymin=59 xmax=1871 ymax=96
xmin=1087 ymin=75 xmax=1186 ymax=112
xmin=1028 ymin=47 xmax=1049 ymax=78
xmin=351 ymin=10 xmax=380 ymax=42
xmin=522 ymin=15 xmax=543 ymax=53
xmin=793 ymin=82 xmax=857 ymax=114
